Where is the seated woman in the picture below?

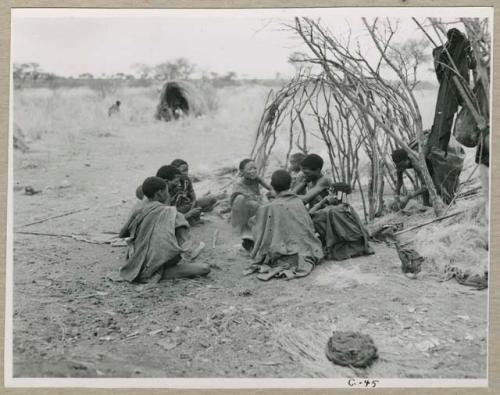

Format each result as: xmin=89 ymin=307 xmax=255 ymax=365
xmin=249 ymin=169 xmax=324 ymax=280
xmin=230 ymin=158 xmax=272 ymax=249
xmin=119 ymin=176 xmax=209 ymax=284
xmin=295 ymin=154 xmax=373 ymax=261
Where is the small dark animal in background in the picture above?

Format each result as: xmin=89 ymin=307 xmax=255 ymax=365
xmin=395 ymin=242 xmax=424 ymax=279
xmin=108 ymin=100 xmax=121 ymax=117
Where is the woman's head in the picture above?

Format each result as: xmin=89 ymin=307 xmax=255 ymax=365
xmin=300 ymin=153 xmax=323 ymax=181
xmin=239 ymin=158 xmax=258 ymax=180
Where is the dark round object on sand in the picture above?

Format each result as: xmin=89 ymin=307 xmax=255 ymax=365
xmin=325 ymin=331 xmax=378 ymax=368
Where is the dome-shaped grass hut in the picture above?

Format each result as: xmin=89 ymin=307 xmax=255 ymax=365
xmin=155 ymin=80 xmax=209 ymax=121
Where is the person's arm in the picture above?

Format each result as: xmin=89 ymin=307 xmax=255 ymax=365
xmin=257 ymin=176 xmax=272 ymax=192
xmin=300 ymin=177 xmax=331 ymax=205
xmin=292 ymin=179 xmax=307 ymax=195
xmin=187 ymin=179 xmax=197 ymax=210
xmin=395 ymin=169 xmax=404 ymax=199
xmin=399 ymin=187 xmax=427 ymax=209
xmin=119 ymin=211 xmax=137 ymax=238
xmin=308 ymin=196 xmax=330 ymax=215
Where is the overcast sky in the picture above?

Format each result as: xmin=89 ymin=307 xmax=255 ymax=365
xmin=11 ymin=8 xmax=492 ymax=79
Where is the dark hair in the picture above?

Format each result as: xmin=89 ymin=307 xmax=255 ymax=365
xmin=116 ymin=100 xmax=121 ymax=106
xmin=156 ymin=165 xmax=181 ymax=180
xmin=301 ymin=154 xmax=324 ymax=170
xmin=171 ymin=159 xmax=188 ymax=168
xmin=239 ymin=158 xmax=254 ymax=172
xmin=271 ymin=169 xmax=292 ymax=193
xmin=135 ymin=184 xmax=144 ymax=200
xmin=142 ymin=176 xmax=166 ymax=199
xmin=290 ymin=152 xmax=306 ymax=162
xmin=391 ymin=149 xmax=409 ymax=164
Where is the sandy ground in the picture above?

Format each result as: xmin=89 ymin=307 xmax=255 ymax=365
xmin=11 ymin=86 xmax=487 ymax=378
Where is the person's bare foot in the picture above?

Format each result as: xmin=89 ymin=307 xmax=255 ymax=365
xmin=181 ymin=241 xmax=205 ymax=261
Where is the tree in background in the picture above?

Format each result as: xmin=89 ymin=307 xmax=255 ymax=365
xmin=153 ymin=58 xmax=195 ymax=81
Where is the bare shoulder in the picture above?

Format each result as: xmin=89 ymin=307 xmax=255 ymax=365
xmin=319 ymin=175 xmax=333 ymax=188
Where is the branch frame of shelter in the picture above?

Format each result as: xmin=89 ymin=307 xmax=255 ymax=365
xmin=252 ymin=16 xmax=490 ymax=221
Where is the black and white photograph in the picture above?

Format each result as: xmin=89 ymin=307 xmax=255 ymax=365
xmin=6 ymin=7 xmax=492 ymax=388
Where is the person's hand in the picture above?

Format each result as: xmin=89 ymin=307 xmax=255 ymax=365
xmin=192 ymin=207 xmax=202 ymax=215
xmin=266 ymin=191 xmax=276 ymax=200
xmin=185 ymin=207 xmax=202 ymax=219
xmin=326 ymin=196 xmax=340 ymax=205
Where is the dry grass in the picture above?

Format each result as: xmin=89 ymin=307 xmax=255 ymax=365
xmin=411 ymin=198 xmax=488 ymax=276
xmin=273 ymin=322 xmax=343 ymax=378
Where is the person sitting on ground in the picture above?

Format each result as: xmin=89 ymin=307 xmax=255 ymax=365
xmin=288 ymin=152 xmax=306 ymax=191
xmin=157 ymin=164 xmax=204 ymax=224
xmin=119 ymin=176 xmax=209 ymax=284
xmin=170 ymin=159 xmax=219 ymax=215
xmin=249 ymin=169 xmax=324 ymax=280
xmin=292 ymin=153 xmax=332 ymax=205
xmin=295 ymin=153 xmax=373 ymax=261
xmin=135 ymin=164 xmax=180 ymax=204
xmin=231 ymin=158 xmax=272 ymax=250
xmin=136 ymin=164 xmax=204 ymax=224
xmin=391 ymin=148 xmax=431 ymax=209
xmin=108 ymin=100 xmax=121 ymax=117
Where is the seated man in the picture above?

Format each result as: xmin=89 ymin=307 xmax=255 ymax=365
xmin=119 ymin=176 xmax=209 ymax=284
xmin=231 ymin=158 xmax=272 ymax=250
xmin=250 ymin=169 xmax=323 ymax=280
xmin=295 ymin=153 xmax=373 ymax=261
xmin=391 ymin=148 xmax=431 ymax=209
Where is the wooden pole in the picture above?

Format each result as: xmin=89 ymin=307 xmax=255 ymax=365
xmin=20 ymin=207 xmax=90 ymax=227
xmin=394 ymin=210 xmax=464 ymax=236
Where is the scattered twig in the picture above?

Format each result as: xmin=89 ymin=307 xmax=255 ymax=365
xmin=212 ymin=229 xmax=219 ymax=249
xmin=394 ymin=210 xmax=464 ymax=236
xmin=21 ymin=207 xmax=90 ymax=227
xmin=15 ymin=231 xmax=74 ymax=238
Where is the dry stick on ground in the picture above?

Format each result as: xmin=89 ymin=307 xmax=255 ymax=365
xmin=212 ymin=229 xmax=219 ymax=249
xmin=21 ymin=207 xmax=90 ymax=227
xmin=394 ymin=210 xmax=465 ymax=236
xmin=15 ymin=231 xmax=74 ymax=238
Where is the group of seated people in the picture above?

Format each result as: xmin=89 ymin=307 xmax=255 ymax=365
xmin=119 ymin=153 xmax=373 ymax=283
xmin=231 ymin=153 xmax=373 ymax=280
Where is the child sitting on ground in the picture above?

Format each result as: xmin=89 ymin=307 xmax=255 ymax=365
xmin=136 ymin=165 xmax=204 ymax=224
xmin=119 ymin=176 xmax=209 ymax=283
xmin=230 ymin=158 xmax=272 ymax=250
xmin=170 ymin=159 xmax=219 ymax=215
xmin=249 ymin=169 xmax=324 ymax=280
xmin=135 ymin=165 xmax=180 ymax=203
